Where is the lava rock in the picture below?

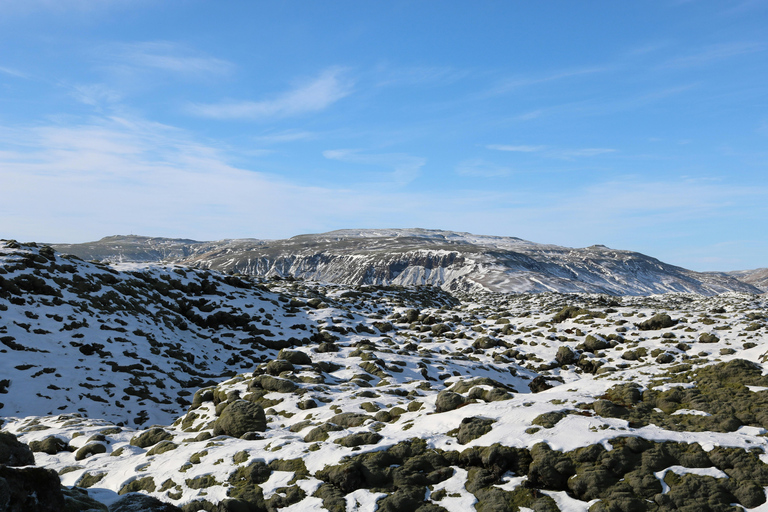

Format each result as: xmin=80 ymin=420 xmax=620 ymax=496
xmin=213 ymin=400 xmax=267 ymax=438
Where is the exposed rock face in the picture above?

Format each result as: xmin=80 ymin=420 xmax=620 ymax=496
xmin=51 ymin=229 xmax=763 ymax=296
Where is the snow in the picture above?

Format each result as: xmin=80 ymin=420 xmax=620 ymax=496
xmin=3 ymin=239 xmax=768 ymax=511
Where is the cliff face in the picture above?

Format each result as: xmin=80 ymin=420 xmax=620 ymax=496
xmin=52 ymin=229 xmax=762 ymax=296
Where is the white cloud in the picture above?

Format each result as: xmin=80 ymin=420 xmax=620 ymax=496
xmin=253 ymin=131 xmax=316 ymax=144
xmin=108 ymin=41 xmax=234 ymax=76
xmin=189 ymin=68 xmax=353 ymax=120
xmin=559 ymin=148 xmax=617 ymax=157
xmin=0 ymin=66 xmax=27 ymax=78
xmin=71 ymin=83 xmax=122 ymax=106
xmin=663 ymin=41 xmax=766 ymax=68
xmin=486 ymin=144 xmax=545 ymax=152
xmin=485 ymin=66 xmax=608 ymax=96
xmin=323 ymin=148 xmax=425 ymax=185
xmin=455 ymin=158 xmax=511 ymax=178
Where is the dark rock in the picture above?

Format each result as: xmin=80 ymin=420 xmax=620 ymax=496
xmin=528 ymin=376 xmax=553 ymax=393
xmin=334 ymin=432 xmax=383 ymax=447
xmin=278 ymin=349 xmax=312 ymax=365
xmin=0 ymin=432 xmax=35 ymax=466
xmin=435 ymin=391 xmax=465 ymax=413
xmin=75 ymin=443 xmax=107 ymax=461
xmin=129 ymin=428 xmax=172 ymax=449
xmin=636 ymin=313 xmax=676 ymax=330
xmin=110 ymin=493 xmax=182 ymax=511
xmin=0 ymin=465 xmax=64 ymax=512
xmin=555 ymin=346 xmax=576 ymax=366
xmin=265 ymin=359 xmax=294 ymax=376
xmin=29 ymin=436 xmax=71 ymax=455
xmin=456 ymin=417 xmax=495 ymax=445
xmin=213 ymin=400 xmax=267 ymax=438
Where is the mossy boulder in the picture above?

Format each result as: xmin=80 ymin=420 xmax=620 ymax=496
xmin=328 ymin=412 xmax=371 ymax=428
xmin=147 ymin=440 xmax=178 ymax=456
xmin=62 ymin=486 xmax=109 ymax=511
xmin=29 ymin=436 xmax=70 ymax=455
xmin=532 ymin=411 xmax=566 ymax=429
xmin=74 ymin=442 xmax=106 ymax=461
xmin=130 ymin=427 xmax=173 ymax=448
xmin=250 ymin=375 xmax=298 ymax=393
xmin=636 ymin=313 xmax=677 ymax=330
xmin=0 ymin=431 xmax=35 ymax=466
xmin=435 ymin=390 xmax=465 ymax=413
xmin=265 ymin=359 xmax=294 ymax=376
xmin=334 ymin=432 xmax=383 ymax=447
xmin=278 ymin=349 xmax=312 ymax=365
xmin=213 ymin=400 xmax=267 ymax=438
xmin=0 ymin=465 xmax=64 ymax=512
xmin=110 ymin=493 xmax=181 ymax=511
xmin=555 ymin=345 xmax=577 ymax=365
xmin=456 ymin=417 xmax=495 ymax=445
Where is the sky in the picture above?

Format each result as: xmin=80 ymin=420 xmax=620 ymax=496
xmin=0 ymin=1 xmax=767 ymax=271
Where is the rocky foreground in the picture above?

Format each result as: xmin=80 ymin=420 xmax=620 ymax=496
xmin=2 ymin=239 xmax=768 ymax=511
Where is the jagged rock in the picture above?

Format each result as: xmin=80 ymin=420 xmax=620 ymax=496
xmin=555 ymin=345 xmax=577 ymax=365
xmin=0 ymin=465 xmax=64 ymax=512
xmin=0 ymin=432 xmax=35 ymax=466
xmin=528 ymin=376 xmax=554 ymax=393
xmin=110 ymin=493 xmax=182 ymax=511
xmin=213 ymin=400 xmax=267 ymax=438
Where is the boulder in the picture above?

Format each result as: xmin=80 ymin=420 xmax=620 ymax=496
xmin=0 ymin=465 xmax=64 ymax=512
xmin=110 ymin=493 xmax=182 ymax=512
xmin=213 ymin=400 xmax=267 ymax=438
xmin=0 ymin=432 xmax=35 ymax=466
xmin=435 ymin=390 xmax=465 ymax=413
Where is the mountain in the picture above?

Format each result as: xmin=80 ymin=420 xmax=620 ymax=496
xmin=4 ymin=238 xmax=768 ymax=512
xmin=53 ymin=229 xmax=764 ymax=296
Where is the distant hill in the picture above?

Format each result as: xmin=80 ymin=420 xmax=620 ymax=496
xmin=52 ymin=229 xmax=764 ymax=295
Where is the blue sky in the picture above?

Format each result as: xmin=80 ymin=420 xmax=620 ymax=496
xmin=1 ymin=1 xmax=767 ymax=271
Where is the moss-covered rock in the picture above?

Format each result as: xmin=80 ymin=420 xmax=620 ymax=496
xmin=213 ymin=400 xmax=267 ymax=438
xmin=0 ymin=431 xmax=35 ymax=466
xmin=129 ymin=427 xmax=173 ymax=448
xmin=435 ymin=390 xmax=465 ymax=413
xmin=29 ymin=436 xmax=71 ymax=455
xmin=74 ymin=442 xmax=106 ymax=461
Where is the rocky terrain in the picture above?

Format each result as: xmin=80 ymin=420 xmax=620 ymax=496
xmin=52 ymin=229 xmax=766 ymax=296
xmin=3 ymin=238 xmax=768 ymax=511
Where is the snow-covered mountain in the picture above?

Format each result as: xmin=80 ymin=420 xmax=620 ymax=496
xmin=5 ymin=238 xmax=768 ymax=512
xmin=52 ymin=229 xmax=763 ymax=296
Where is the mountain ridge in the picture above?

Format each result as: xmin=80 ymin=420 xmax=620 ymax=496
xmin=51 ymin=229 xmax=765 ymax=296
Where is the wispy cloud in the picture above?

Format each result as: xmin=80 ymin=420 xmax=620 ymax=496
xmin=559 ymin=148 xmax=617 ymax=158
xmin=323 ymin=148 xmax=425 ymax=185
xmin=486 ymin=144 xmax=545 ymax=153
xmin=0 ymin=66 xmax=28 ymax=78
xmin=71 ymin=83 xmax=122 ymax=107
xmin=253 ymin=130 xmax=316 ymax=144
xmin=455 ymin=158 xmax=511 ymax=178
xmin=485 ymin=66 xmax=609 ymax=96
xmin=108 ymin=41 xmax=234 ymax=76
xmin=487 ymin=144 xmax=616 ymax=159
xmin=373 ymin=64 xmax=469 ymax=87
xmin=662 ymin=41 xmax=766 ymax=68
xmin=189 ymin=68 xmax=353 ymax=120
